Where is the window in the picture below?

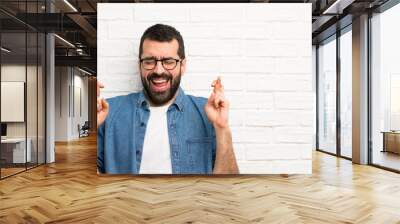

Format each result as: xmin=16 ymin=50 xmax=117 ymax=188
xmin=317 ymin=36 xmax=337 ymax=155
xmin=370 ymin=2 xmax=400 ymax=171
xmin=339 ymin=27 xmax=352 ymax=158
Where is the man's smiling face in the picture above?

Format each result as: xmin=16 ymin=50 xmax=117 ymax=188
xmin=139 ymin=39 xmax=186 ymax=106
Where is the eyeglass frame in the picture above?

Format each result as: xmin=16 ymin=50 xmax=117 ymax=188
xmin=139 ymin=57 xmax=183 ymax=71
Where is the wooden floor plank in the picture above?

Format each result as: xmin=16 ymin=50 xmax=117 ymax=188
xmin=0 ymin=135 xmax=400 ymax=223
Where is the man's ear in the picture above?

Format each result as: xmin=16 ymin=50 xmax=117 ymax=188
xmin=180 ymin=58 xmax=187 ymax=75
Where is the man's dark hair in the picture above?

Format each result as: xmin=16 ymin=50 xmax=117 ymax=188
xmin=139 ymin=24 xmax=185 ymax=59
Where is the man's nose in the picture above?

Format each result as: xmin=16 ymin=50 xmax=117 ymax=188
xmin=154 ymin=60 xmax=166 ymax=74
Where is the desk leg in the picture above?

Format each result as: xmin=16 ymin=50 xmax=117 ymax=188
xmin=382 ymin=133 xmax=386 ymax=153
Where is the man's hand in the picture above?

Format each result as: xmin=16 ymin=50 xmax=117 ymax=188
xmin=205 ymin=77 xmax=229 ymax=129
xmin=205 ymin=77 xmax=239 ymax=174
xmin=97 ymin=81 xmax=109 ymax=128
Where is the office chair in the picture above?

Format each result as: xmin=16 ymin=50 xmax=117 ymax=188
xmin=78 ymin=121 xmax=90 ymax=138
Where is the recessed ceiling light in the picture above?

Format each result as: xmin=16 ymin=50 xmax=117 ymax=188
xmin=1 ymin=47 xmax=11 ymax=53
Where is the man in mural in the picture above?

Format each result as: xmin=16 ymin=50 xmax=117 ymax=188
xmin=97 ymin=24 xmax=238 ymax=174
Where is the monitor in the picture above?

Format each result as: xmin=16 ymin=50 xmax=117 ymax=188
xmin=1 ymin=123 xmax=7 ymax=137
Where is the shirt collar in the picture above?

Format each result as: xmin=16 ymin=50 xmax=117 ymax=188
xmin=173 ymin=87 xmax=185 ymax=111
xmin=137 ymin=87 xmax=185 ymax=112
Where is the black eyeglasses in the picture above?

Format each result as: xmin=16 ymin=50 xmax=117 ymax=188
xmin=140 ymin=58 xmax=182 ymax=70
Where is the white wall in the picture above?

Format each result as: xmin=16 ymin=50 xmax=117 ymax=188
xmin=1 ymin=65 xmax=36 ymax=138
xmin=55 ymin=67 xmax=89 ymax=141
xmin=97 ymin=3 xmax=313 ymax=174
xmin=72 ymin=72 xmax=89 ymax=138
xmin=55 ymin=67 xmax=68 ymax=141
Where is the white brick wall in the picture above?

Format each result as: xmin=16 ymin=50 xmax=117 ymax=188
xmin=98 ymin=3 xmax=313 ymax=174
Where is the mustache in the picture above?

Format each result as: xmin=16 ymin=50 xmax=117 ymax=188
xmin=147 ymin=73 xmax=173 ymax=82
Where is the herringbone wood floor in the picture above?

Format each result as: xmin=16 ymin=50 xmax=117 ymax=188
xmin=1 ymin=135 xmax=400 ymax=224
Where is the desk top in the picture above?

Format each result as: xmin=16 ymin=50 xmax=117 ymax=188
xmin=1 ymin=138 xmax=27 ymax=143
xmin=381 ymin=131 xmax=400 ymax=134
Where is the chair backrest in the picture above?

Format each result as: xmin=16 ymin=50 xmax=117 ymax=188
xmin=82 ymin=121 xmax=90 ymax=129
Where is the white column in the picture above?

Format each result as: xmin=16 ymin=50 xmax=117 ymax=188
xmin=45 ymin=0 xmax=55 ymax=163
xmin=46 ymin=33 xmax=55 ymax=163
xmin=352 ymin=14 xmax=369 ymax=164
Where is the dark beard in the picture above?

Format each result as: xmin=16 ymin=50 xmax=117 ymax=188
xmin=141 ymin=71 xmax=181 ymax=106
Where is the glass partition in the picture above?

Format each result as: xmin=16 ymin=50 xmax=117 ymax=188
xmin=317 ymin=35 xmax=337 ymax=155
xmin=0 ymin=1 xmax=46 ymax=179
xmin=1 ymin=31 xmax=28 ymax=177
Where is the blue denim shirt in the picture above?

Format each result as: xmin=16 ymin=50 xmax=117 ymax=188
xmin=97 ymin=88 xmax=216 ymax=174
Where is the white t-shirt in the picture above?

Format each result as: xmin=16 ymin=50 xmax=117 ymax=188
xmin=139 ymin=103 xmax=172 ymax=174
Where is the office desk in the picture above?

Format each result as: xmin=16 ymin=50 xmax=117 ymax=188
xmin=382 ymin=131 xmax=400 ymax=154
xmin=1 ymin=138 xmax=31 ymax=163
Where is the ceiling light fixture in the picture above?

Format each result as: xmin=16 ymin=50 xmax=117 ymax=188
xmin=322 ymin=0 xmax=354 ymax=15
xmin=54 ymin=34 xmax=75 ymax=48
xmin=78 ymin=67 xmax=93 ymax=76
xmin=63 ymin=0 xmax=78 ymax=12
xmin=1 ymin=47 xmax=11 ymax=53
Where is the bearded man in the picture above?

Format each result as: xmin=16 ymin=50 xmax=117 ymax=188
xmin=97 ymin=24 xmax=238 ymax=174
